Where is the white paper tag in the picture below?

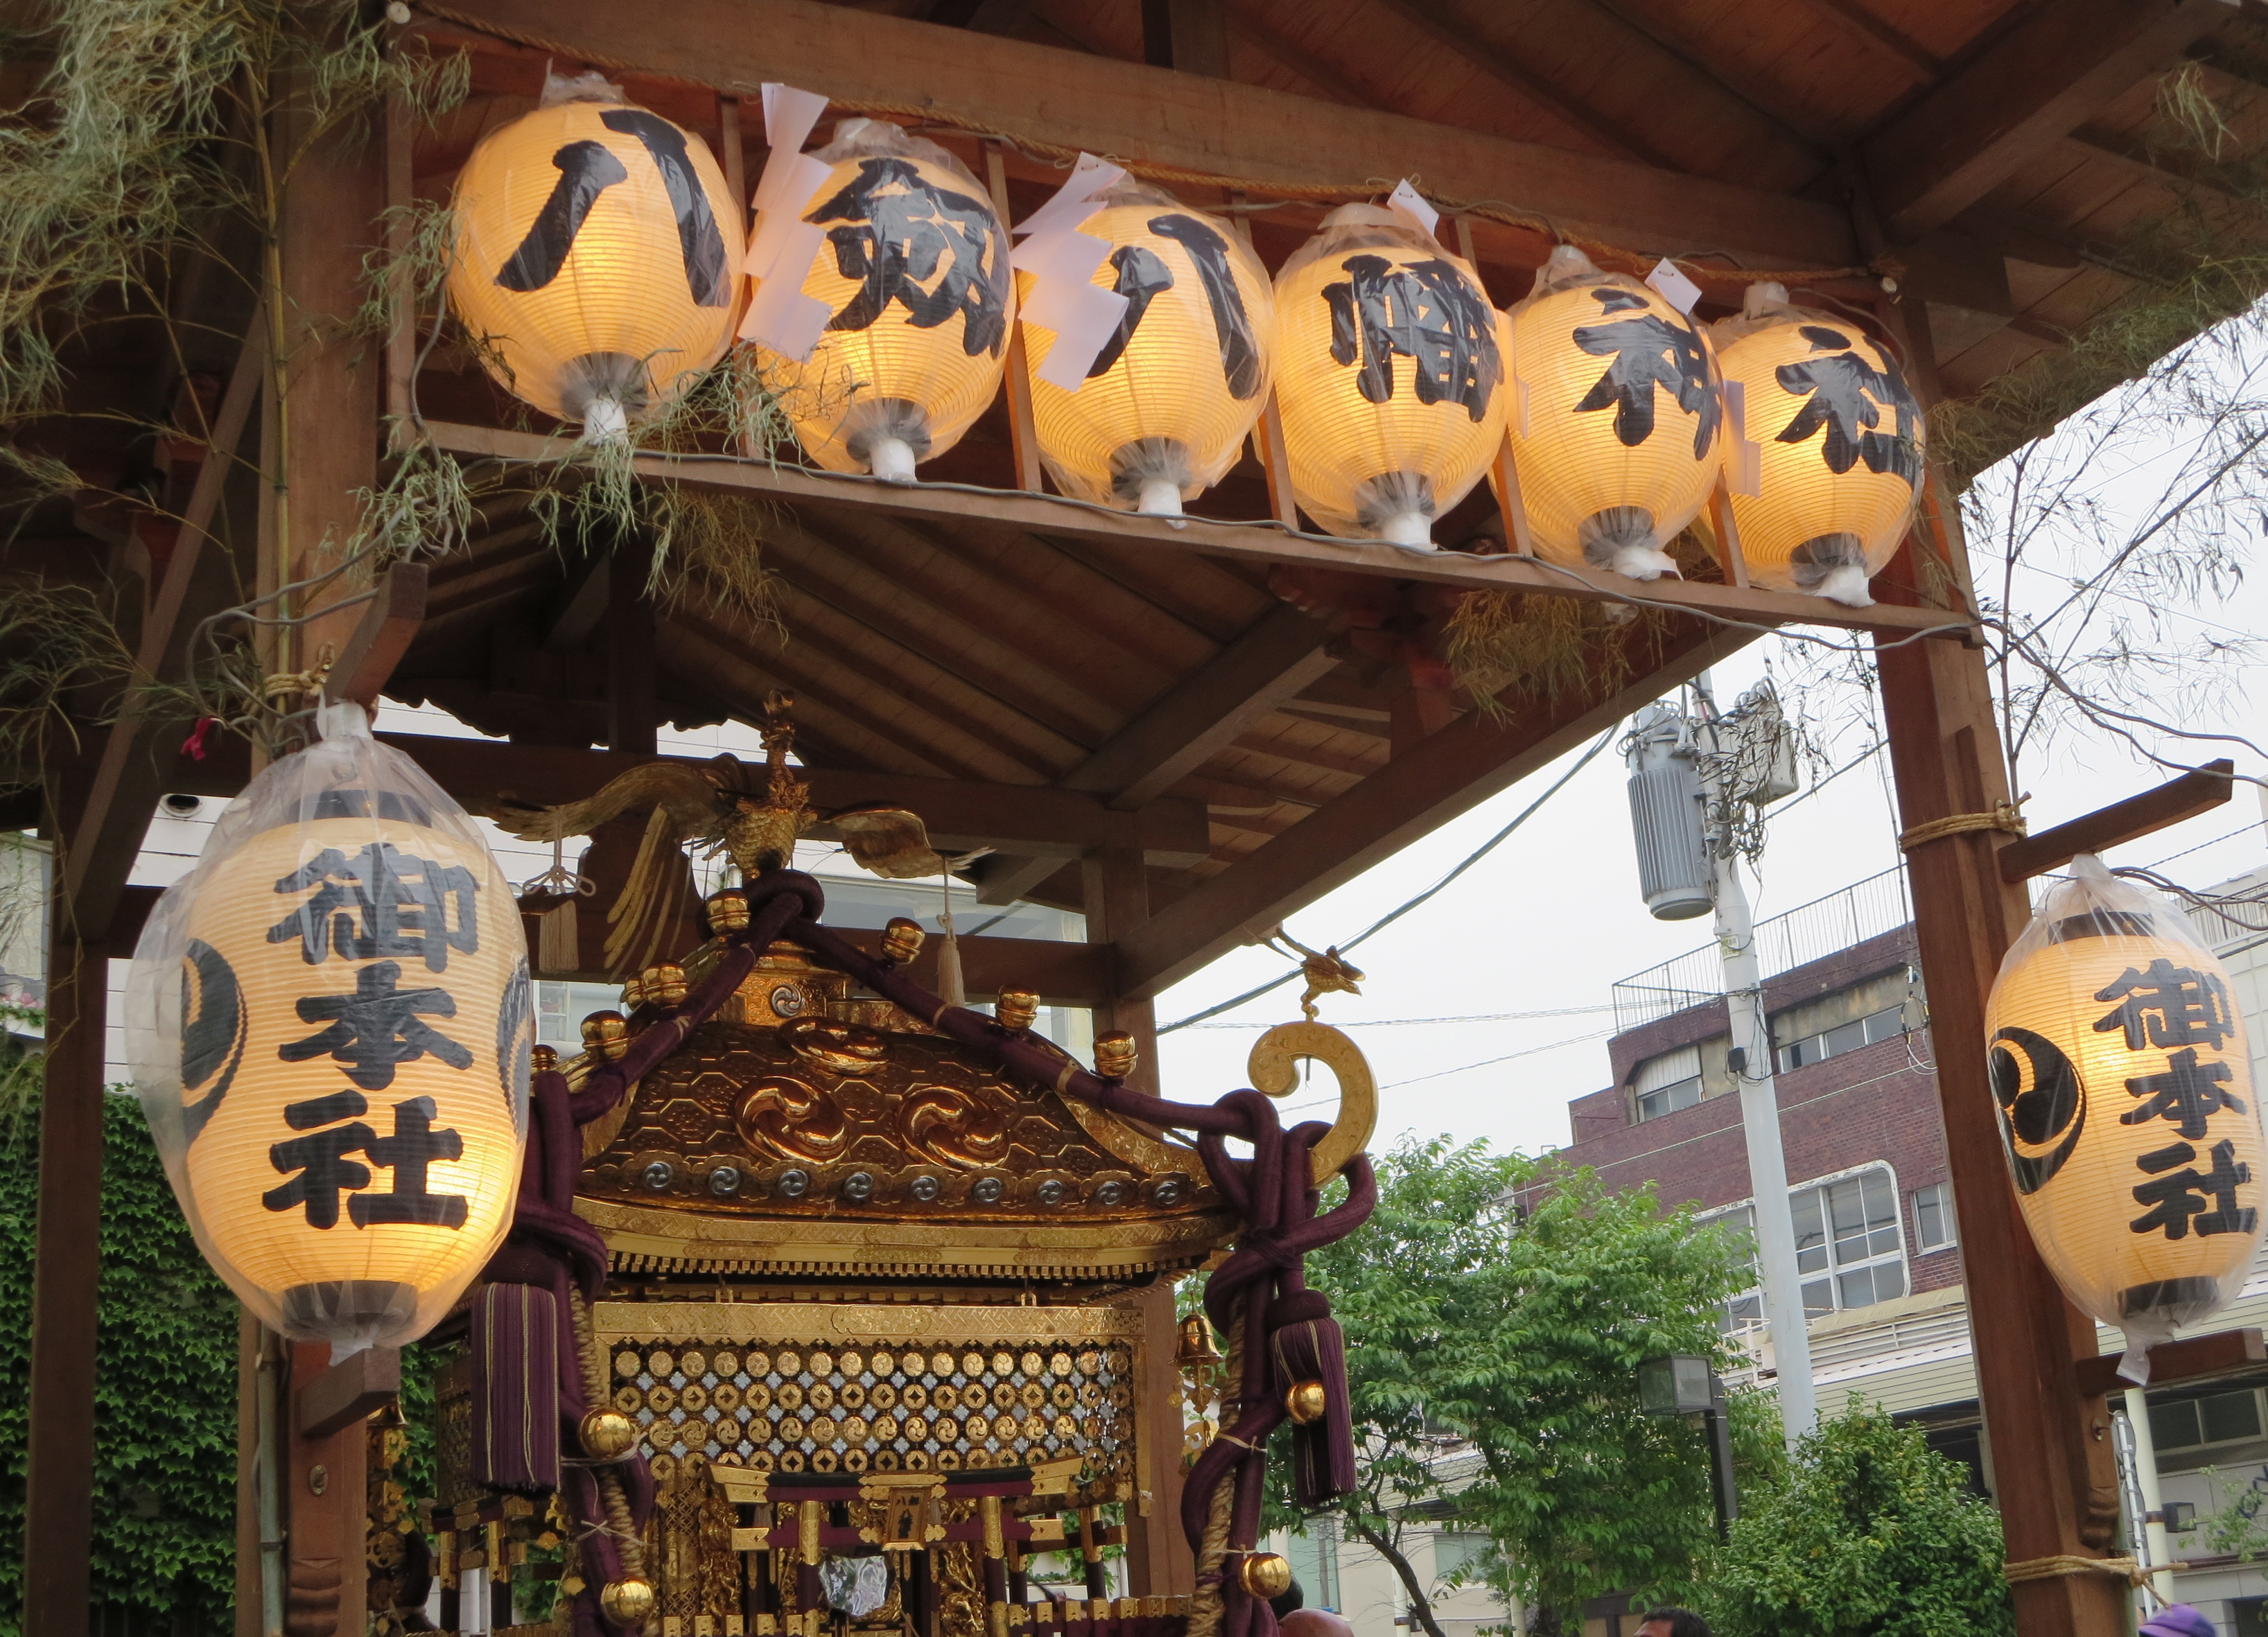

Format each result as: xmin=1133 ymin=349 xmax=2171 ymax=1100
xmin=738 ymin=219 xmax=832 ymax=359
xmin=1013 ymin=152 xmax=1126 ymax=239
xmin=1646 ymin=256 xmax=1703 ymax=315
xmin=1011 ymin=228 xmax=1113 ymax=283
xmin=744 ymin=162 xmax=832 ymax=277
xmin=1721 ymin=379 xmax=1762 ymax=496
xmin=1387 ymin=178 xmax=1439 ymax=238
xmin=1024 ymin=279 xmax=1131 ymax=390
xmin=760 ymin=83 xmax=829 ymax=159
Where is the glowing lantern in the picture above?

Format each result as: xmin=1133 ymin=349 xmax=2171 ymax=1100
xmin=447 ymin=87 xmax=742 ymax=437
xmin=125 ymin=706 xmax=530 ymax=1351
xmin=1711 ymin=283 xmax=1925 ymax=606
xmin=1503 ymin=246 xmax=1720 ymax=579
xmin=1271 ymin=204 xmax=1506 ymax=546
xmin=1022 ymin=180 xmax=1277 ymax=514
xmin=1984 ymin=855 xmax=2262 ymax=1379
xmin=748 ymin=120 xmax=1013 ymax=480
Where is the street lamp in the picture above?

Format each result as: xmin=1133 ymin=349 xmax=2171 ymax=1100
xmin=1639 ymin=1354 xmax=1738 ymax=1541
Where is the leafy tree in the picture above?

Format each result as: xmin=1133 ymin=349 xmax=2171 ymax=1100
xmin=1698 ymin=1396 xmax=2012 ymax=1637
xmin=1264 ymin=1137 xmax=1770 ymax=1636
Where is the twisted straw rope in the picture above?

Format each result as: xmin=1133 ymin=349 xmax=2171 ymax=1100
xmin=1186 ymin=1299 xmax=1244 ymax=1637
xmin=1898 ymin=796 xmax=2030 ymax=851
xmin=569 ymin=1284 xmax=652 ymax=1586
xmin=2003 ymin=1553 xmax=2147 ymax=1588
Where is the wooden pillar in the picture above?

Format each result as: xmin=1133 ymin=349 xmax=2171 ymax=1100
xmin=21 ymin=917 xmax=106 ymax=1632
xmin=1083 ymin=845 xmax=1159 ymax=1098
xmin=282 ymin=1340 xmax=371 ymax=1637
xmin=1876 ymin=629 xmax=2125 ymax=1636
xmin=607 ymin=545 xmax=658 ymax=755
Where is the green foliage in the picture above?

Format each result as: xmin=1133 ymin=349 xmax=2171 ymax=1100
xmin=1698 ymin=1397 xmax=2012 ymax=1637
xmin=0 ymin=1087 xmax=241 ymax=1635
xmin=1275 ymin=1137 xmax=1763 ymax=1631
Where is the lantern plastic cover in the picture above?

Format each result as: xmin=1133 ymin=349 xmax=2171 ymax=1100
xmin=447 ymin=82 xmax=744 ymax=430
xmin=750 ymin=119 xmax=1015 ymax=478
xmin=125 ymin=705 xmax=531 ymax=1354
xmin=1271 ymin=204 xmax=1506 ymax=546
xmin=1022 ymin=179 xmax=1278 ymax=512
xmin=1983 ymin=855 xmax=2262 ymax=1383
xmin=1503 ymin=245 xmax=1722 ymax=580
xmin=1711 ymin=286 xmax=1924 ymax=606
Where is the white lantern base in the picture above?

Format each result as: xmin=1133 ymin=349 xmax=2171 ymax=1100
xmin=1136 ymin=478 xmax=1184 ymax=516
xmin=1378 ymin=510 xmax=1433 ymax=549
xmin=1810 ymin=563 xmax=1876 ymax=608
xmin=1606 ymin=543 xmax=1680 ymax=581
xmin=866 ymin=436 xmax=918 ymax=483
xmin=579 ymin=395 xmax=630 ymax=445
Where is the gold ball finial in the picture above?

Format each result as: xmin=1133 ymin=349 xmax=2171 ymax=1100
xmin=880 ymin=916 xmax=925 ymax=965
xmin=706 ymin=889 xmax=751 ymax=934
xmin=581 ymin=1011 xmax=630 ymax=1062
xmin=1284 ymin=1379 xmax=1328 ymax=1425
xmin=649 ymin=963 xmax=688 ymax=1007
xmin=1238 ymin=1552 xmax=1294 ymax=1601
xmin=994 ymin=988 xmax=1040 ymax=1032
xmin=579 ymin=1408 xmax=639 ymax=1461
xmin=598 ymin=1577 xmax=658 ymax=1624
xmin=530 ymin=1043 xmax=559 ymax=1074
xmin=620 ymin=974 xmax=647 ymax=1010
xmin=1094 ymin=1030 xmax=1139 ymax=1080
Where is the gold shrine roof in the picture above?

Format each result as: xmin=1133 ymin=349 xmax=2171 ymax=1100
xmin=571 ymin=943 xmax=1234 ymax=1284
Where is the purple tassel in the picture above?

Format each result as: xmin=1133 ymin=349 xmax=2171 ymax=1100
xmin=472 ymin=1281 xmax=561 ymax=1493
xmin=1267 ymin=1292 xmax=1357 ymax=1505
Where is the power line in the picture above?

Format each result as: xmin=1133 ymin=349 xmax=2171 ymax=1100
xmin=1185 ymin=1005 xmax=1612 ymax=1030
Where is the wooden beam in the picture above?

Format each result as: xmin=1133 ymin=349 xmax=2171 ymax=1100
xmin=295 ymin=1346 xmax=402 ymax=1438
xmin=2073 ymin=1327 xmax=2266 ymax=1400
xmin=541 ymin=548 xmax=611 ymax=651
xmin=1998 ymin=758 xmax=2235 ymax=882
xmin=325 ymin=561 xmax=428 ymax=706
xmin=1117 ymin=618 xmax=1752 ymax=997
xmin=427 ymin=423 xmax=1976 ymax=641
xmin=1794 ymin=0 xmax=1942 ymax=76
xmin=1859 ymin=0 xmax=2240 ymax=240
xmin=1142 ymin=0 xmax=1231 ymax=79
xmin=1223 ymin=3 xmax=1383 ymax=108
xmin=409 ymin=0 xmax=1857 ymax=268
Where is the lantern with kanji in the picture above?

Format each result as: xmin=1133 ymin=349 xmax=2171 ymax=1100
xmin=1271 ymin=204 xmax=1506 ymax=547
xmin=749 ymin=119 xmax=1014 ymax=480
xmin=125 ymin=705 xmax=531 ymax=1351
xmin=1984 ymin=855 xmax=2262 ymax=1379
xmin=1023 ymin=179 xmax=1277 ymax=514
xmin=1503 ymin=245 xmax=1721 ymax=580
xmin=447 ymin=83 xmax=742 ymax=438
xmin=1711 ymin=283 xmax=1924 ymax=606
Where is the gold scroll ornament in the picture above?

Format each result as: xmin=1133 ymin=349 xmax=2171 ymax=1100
xmin=1246 ymin=1022 xmax=1376 ymax=1184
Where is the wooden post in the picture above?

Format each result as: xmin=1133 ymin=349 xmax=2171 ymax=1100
xmin=282 ymin=1340 xmax=373 ymax=1637
xmin=982 ymin=141 xmax=1046 ymax=494
xmin=1876 ymin=628 xmax=2127 ymax=1636
xmin=608 ymin=544 xmax=658 ymax=755
xmin=21 ymin=915 xmax=106 ymax=1633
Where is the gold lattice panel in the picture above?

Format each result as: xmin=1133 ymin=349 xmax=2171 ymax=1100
xmin=595 ymin=1304 xmax=1142 ymax=1480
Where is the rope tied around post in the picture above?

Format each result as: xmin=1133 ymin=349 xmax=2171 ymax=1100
xmin=2002 ymin=1553 xmax=2147 ymax=1588
xmin=1899 ymin=795 xmax=2030 ymax=851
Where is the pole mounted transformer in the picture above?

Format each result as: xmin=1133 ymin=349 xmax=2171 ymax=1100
xmin=1625 ymin=703 xmax=1712 ymax=921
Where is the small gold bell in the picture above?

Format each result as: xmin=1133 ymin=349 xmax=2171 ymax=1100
xmin=1238 ymin=1552 xmax=1293 ymax=1600
xmin=1094 ymin=1030 xmax=1138 ymax=1080
xmin=707 ymin=889 xmax=751 ymax=934
xmin=579 ymin=1408 xmax=639 ymax=1461
xmin=649 ymin=963 xmax=688 ymax=1006
xmin=598 ymin=1577 xmax=657 ymax=1623
xmin=581 ymin=1011 xmax=631 ymax=1062
xmin=1175 ymin=1314 xmax=1222 ymax=1369
xmin=994 ymin=988 xmax=1040 ymax=1032
xmin=880 ymin=916 xmax=925 ymax=965
xmin=530 ymin=1043 xmax=558 ymax=1074
xmin=1284 ymin=1379 xmax=1328 ymax=1425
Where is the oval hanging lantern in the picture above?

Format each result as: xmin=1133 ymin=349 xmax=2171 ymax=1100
xmin=1022 ymin=180 xmax=1277 ymax=516
xmin=1271 ymin=204 xmax=1506 ymax=548
xmin=748 ymin=119 xmax=1014 ymax=480
xmin=1503 ymin=245 xmax=1721 ymax=580
xmin=447 ymin=84 xmax=743 ymax=438
xmin=125 ymin=705 xmax=532 ymax=1351
xmin=1711 ymin=283 xmax=1925 ymax=606
xmin=1984 ymin=855 xmax=2262 ymax=1381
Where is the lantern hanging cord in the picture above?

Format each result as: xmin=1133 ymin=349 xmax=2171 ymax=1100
xmin=1896 ymin=796 xmax=2030 ymax=851
xmin=2003 ymin=1554 xmax=2148 ymax=1588
xmin=2111 ymin=866 xmax=2268 ymax=932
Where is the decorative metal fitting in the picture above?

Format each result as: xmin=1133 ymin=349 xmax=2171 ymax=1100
xmin=971 ymin=1176 xmax=1004 ymax=1205
xmin=1094 ymin=1030 xmax=1138 ymax=1079
xmin=600 ymin=1579 xmax=658 ymax=1625
xmin=994 ymin=988 xmax=1040 ymax=1032
xmin=580 ymin=1011 xmax=630 ymax=1062
xmin=842 ymin=1171 xmax=875 ymax=1202
xmin=706 ymin=890 xmax=751 ymax=934
xmin=880 ymin=916 xmax=925 ymax=964
xmin=1284 ymin=1379 xmax=1328 ymax=1425
xmin=909 ymin=1175 xmax=941 ymax=1202
xmin=1035 ymin=1179 xmax=1065 ymax=1207
xmin=1150 ymin=1178 xmax=1184 ymax=1207
xmin=530 ymin=1043 xmax=559 ymax=1074
xmin=708 ymin=1166 xmax=742 ymax=1197
xmin=648 ymin=963 xmax=688 ymax=1006
xmin=1238 ymin=1553 xmax=1293 ymax=1601
xmin=1093 ymin=1180 xmax=1126 ymax=1207
xmin=579 ymin=1408 xmax=639 ymax=1461
xmin=642 ymin=1160 xmax=674 ymax=1191
xmin=621 ymin=974 xmax=648 ymax=1010
xmin=777 ymin=1169 xmax=811 ymax=1199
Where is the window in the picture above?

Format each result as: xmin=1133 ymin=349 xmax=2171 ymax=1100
xmin=1634 ymin=1044 xmax=1704 ymax=1123
xmin=535 ymin=979 xmax=625 ymax=1052
xmin=1284 ymin=1523 xmax=1339 ymax=1609
xmin=1791 ymin=1168 xmax=1905 ymax=1316
xmin=1432 ymin=1530 xmax=1491 ymax=1588
xmin=2234 ymin=1593 xmax=2268 ymax=1637
xmin=1912 ymin=1183 xmax=1956 ymax=1252
xmin=1775 ymin=1004 xmax=1905 ymax=1072
xmin=2149 ymin=1387 xmax=2265 ymax=1452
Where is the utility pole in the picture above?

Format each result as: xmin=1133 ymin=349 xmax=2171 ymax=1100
xmin=1626 ymin=674 xmax=1817 ymax=1450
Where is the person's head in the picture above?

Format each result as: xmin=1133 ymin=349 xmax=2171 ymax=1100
xmin=1278 ymin=1611 xmax=1353 ymax=1637
xmin=2139 ymin=1607 xmax=2216 ymax=1637
xmin=1635 ymin=1611 xmax=1711 ymax=1637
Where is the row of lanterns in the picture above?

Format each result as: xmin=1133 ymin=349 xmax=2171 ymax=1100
xmin=446 ymin=85 xmax=1924 ymax=607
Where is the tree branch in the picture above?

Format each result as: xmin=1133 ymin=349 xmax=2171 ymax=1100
xmin=1347 ymin=1510 xmax=1449 ymax=1637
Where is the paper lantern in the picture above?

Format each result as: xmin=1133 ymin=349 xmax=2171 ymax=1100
xmin=1271 ymin=204 xmax=1506 ymax=546
xmin=448 ymin=90 xmax=742 ymax=436
xmin=1711 ymin=284 xmax=1924 ymax=606
xmin=1503 ymin=245 xmax=1720 ymax=579
xmin=1022 ymin=180 xmax=1277 ymax=514
xmin=749 ymin=120 xmax=1013 ymax=479
xmin=1984 ymin=855 xmax=2262 ymax=1377
xmin=126 ymin=705 xmax=530 ymax=1351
